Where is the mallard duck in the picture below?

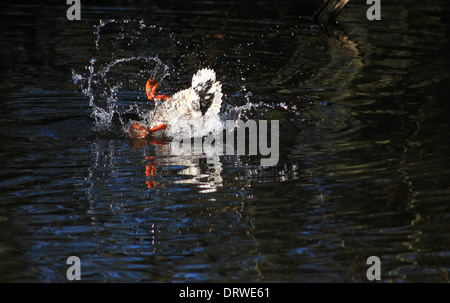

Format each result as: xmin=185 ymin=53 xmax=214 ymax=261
xmin=129 ymin=68 xmax=223 ymax=139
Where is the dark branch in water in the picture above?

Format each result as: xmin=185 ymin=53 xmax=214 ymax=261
xmin=313 ymin=0 xmax=349 ymax=23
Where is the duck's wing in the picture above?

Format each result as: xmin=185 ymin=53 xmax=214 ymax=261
xmin=191 ymin=68 xmax=223 ymax=116
xmin=202 ymin=81 xmax=222 ymax=118
xmin=197 ymin=81 xmax=222 ymax=116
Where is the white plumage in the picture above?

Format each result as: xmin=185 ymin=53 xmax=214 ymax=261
xmin=149 ymin=68 xmax=223 ymax=137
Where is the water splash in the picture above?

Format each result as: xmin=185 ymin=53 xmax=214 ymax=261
xmin=73 ymin=56 xmax=169 ymax=132
xmin=93 ymin=18 xmax=163 ymax=52
xmin=73 ymin=18 xmax=299 ymax=138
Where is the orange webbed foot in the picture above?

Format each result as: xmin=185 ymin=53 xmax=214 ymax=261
xmin=129 ymin=122 xmax=167 ymax=139
xmin=148 ymin=123 xmax=167 ymax=133
xmin=129 ymin=121 xmax=150 ymax=139
xmin=146 ymin=79 xmax=169 ymax=101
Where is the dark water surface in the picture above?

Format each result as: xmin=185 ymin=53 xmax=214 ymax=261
xmin=1 ymin=0 xmax=450 ymax=282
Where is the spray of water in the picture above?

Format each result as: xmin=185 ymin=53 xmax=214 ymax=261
xmin=73 ymin=56 xmax=169 ymax=132
xmin=72 ymin=18 xmax=296 ymax=139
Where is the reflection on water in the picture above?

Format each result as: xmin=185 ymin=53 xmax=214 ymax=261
xmin=1 ymin=0 xmax=450 ymax=282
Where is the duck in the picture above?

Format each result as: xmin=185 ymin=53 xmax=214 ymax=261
xmin=128 ymin=68 xmax=223 ymax=139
